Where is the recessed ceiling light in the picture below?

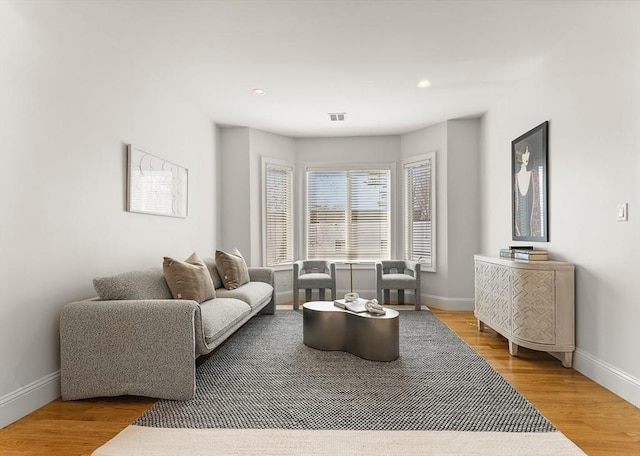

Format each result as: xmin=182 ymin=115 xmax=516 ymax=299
xmin=252 ymin=88 xmax=265 ymax=96
xmin=417 ymin=80 xmax=431 ymax=88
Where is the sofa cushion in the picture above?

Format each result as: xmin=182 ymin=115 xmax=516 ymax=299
xmin=203 ymin=257 xmax=223 ymax=289
xmin=198 ymin=298 xmax=250 ymax=344
xmin=215 ymin=281 xmax=273 ymax=311
xmin=215 ymin=248 xmax=250 ymax=290
xmin=163 ymin=253 xmax=216 ymax=303
xmin=93 ymin=268 xmax=173 ymax=300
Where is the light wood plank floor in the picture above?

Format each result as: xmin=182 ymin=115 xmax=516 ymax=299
xmin=1 ymin=308 xmax=638 ymax=455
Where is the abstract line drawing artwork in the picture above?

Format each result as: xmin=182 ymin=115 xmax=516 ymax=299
xmin=127 ymin=145 xmax=188 ymax=218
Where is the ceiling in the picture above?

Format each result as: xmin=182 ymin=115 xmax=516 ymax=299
xmin=19 ymin=0 xmax=606 ymax=138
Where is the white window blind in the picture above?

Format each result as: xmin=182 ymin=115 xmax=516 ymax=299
xmin=307 ymin=169 xmax=390 ymax=261
xmin=265 ymin=162 xmax=293 ymax=266
xmin=404 ymin=155 xmax=435 ymax=268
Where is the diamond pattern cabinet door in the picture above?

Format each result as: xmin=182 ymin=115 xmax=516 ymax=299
xmin=488 ymin=264 xmax=511 ymax=335
xmin=511 ymin=270 xmax=555 ymax=344
xmin=474 ymin=262 xmax=511 ymax=334
xmin=474 ymin=262 xmax=491 ymax=321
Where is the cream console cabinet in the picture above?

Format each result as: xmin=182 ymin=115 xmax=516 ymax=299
xmin=474 ymin=255 xmax=575 ymax=368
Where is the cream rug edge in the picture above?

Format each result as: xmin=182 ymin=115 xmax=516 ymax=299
xmin=93 ymin=426 xmax=586 ymax=456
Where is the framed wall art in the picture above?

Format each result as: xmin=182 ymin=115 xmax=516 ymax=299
xmin=127 ymin=144 xmax=188 ymax=218
xmin=511 ymin=121 xmax=548 ymax=242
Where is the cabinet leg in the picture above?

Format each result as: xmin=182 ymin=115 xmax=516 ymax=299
xmin=508 ymin=340 xmax=519 ymax=357
xmin=561 ymin=352 xmax=573 ymax=368
xmin=477 ymin=320 xmax=485 ymax=332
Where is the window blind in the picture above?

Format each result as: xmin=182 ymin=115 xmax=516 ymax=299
xmin=265 ymin=163 xmax=293 ymax=266
xmin=307 ymin=169 xmax=390 ymax=261
xmin=404 ymin=157 xmax=434 ymax=267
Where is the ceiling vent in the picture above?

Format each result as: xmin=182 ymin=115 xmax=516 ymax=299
xmin=328 ymin=112 xmax=346 ymax=122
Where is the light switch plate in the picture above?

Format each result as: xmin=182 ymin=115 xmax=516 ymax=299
xmin=617 ymin=203 xmax=628 ymax=221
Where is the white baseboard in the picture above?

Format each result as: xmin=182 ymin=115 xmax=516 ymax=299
xmin=573 ymin=348 xmax=640 ymax=407
xmin=423 ymin=294 xmax=475 ymax=311
xmin=0 ymin=370 xmax=60 ymax=428
xmin=275 ymin=290 xmax=293 ymax=305
xmin=278 ymin=290 xmax=476 ymax=311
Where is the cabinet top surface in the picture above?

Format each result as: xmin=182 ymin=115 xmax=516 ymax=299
xmin=474 ymin=254 xmax=575 ymax=270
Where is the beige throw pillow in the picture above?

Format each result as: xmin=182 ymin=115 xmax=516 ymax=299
xmin=163 ymin=252 xmax=216 ymax=303
xmin=215 ymin=248 xmax=250 ymax=290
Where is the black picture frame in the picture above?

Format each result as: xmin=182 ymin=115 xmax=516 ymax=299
xmin=511 ymin=121 xmax=548 ymax=242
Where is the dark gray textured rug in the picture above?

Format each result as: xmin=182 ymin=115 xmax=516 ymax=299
xmin=135 ymin=310 xmax=555 ymax=432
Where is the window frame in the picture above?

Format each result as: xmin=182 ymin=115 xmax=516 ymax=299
xmin=304 ymin=162 xmax=395 ymax=262
xmin=262 ymin=157 xmax=294 ymax=267
xmin=402 ymin=152 xmax=436 ymax=272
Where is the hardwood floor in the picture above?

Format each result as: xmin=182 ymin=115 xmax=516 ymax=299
xmin=1 ymin=308 xmax=638 ymax=455
xmin=431 ymin=309 xmax=640 ymax=456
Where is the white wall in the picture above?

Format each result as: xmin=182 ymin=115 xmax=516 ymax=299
xmin=249 ymin=129 xmax=296 ymax=266
xmin=218 ymin=127 xmax=296 ymax=304
xmin=221 ymin=133 xmax=405 ymax=302
xmin=401 ymin=123 xmax=448 ymax=301
xmin=228 ymin=131 xmax=476 ymax=303
xmin=220 ymin=127 xmax=252 ymax=256
xmin=446 ymin=120 xmax=481 ymax=300
xmin=291 ymin=131 xmax=481 ymax=307
xmin=479 ymin=3 xmax=639 ymax=406
xmin=219 ymin=127 xmax=295 ymax=268
xmin=0 ymin=3 xmax=218 ymax=426
xmin=400 ymin=120 xmax=481 ymax=309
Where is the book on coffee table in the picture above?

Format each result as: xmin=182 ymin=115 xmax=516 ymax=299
xmin=333 ymin=298 xmax=368 ymax=313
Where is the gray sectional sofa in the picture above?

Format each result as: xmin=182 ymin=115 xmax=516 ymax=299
xmin=60 ymin=257 xmax=274 ymax=401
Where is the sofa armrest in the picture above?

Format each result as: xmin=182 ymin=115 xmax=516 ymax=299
xmin=60 ymin=299 xmax=198 ymax=401
xmin=248 ymin=267 xmax=273 ymax=284
xmin=248 ymin=267 xmax=275 ymax=314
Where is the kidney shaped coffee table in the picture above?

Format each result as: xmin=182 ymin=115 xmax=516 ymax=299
xmin=302 ymin=301 xmax=399 ymax=361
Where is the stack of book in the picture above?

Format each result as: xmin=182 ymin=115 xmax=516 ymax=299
xmin=499 ymin=246 xmax=549 ymax=261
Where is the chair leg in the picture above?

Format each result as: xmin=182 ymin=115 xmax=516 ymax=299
xmin=398 ymin=289 xmax=405 ymax=305
xmin=415 ymin=288 xmax=421 ymax=311
xmin=383 ymin=289 xmax=390 ymax=304
xmin=305 ymin=289 xmax=312 ymax=303
xmin=294 ymin=288 xmax=299 ymax=310
xmin=319 ymin=289 xmax=325 ymax=301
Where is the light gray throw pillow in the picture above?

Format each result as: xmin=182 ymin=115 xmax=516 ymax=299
xmin=93 ymin=268 xmax=173 ymax=300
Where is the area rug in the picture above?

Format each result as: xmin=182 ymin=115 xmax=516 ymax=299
xmin=92 ymin=310 xmax=585 ymax=455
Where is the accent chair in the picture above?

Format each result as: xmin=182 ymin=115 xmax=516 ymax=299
xmin=375 ymin=260 xmax=421 ymax=310
xmin=293 ymin=260 xmax=336 ymax=310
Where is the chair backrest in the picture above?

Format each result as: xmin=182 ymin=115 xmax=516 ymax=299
xmin=380 ymin=260 xmax=413 ymax=276
xmin=299 ymin=260 xmax=330 ymax=275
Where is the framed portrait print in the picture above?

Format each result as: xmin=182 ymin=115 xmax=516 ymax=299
xmin=511 ymin=121 xmax=548 ymax=242
xmin=127 ymin=145 xmax=188 ymax=218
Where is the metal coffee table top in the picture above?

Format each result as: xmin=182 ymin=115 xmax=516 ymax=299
xmin=302 ymin=301 xmax=399 ymax=361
